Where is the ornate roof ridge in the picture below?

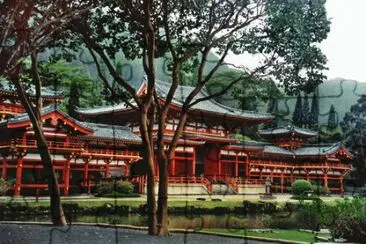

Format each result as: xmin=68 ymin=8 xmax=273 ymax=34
xmin=259 ymin=125 xmax=318 ymax=136
xmin=79 ymin=121 xmax=132 ymax=132
xmin=0 ymin=80 xmax=63 ymax=97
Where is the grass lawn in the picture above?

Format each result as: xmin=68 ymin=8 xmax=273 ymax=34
xmin=202 ymin=229 xmax=316 ymax=243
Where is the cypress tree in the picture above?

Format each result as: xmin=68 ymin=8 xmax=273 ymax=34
xmin=66 ymin=80 xmax=80 ymax=119
xmin=265 ymin=99 xmax=279 ymax=128
xmin=302 ymin=94 xmax=310 ymax=128
xmin=293 ymin=94 xmax=303 ymax=127
xmin=309 ymin=93 xmax=319 ymax=128
xmin=328 ymin=104 xmax=338 ymax=130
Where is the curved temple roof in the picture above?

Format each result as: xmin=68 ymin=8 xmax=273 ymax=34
xmin=77 ymin=79 xmax=273 ymax=122
xmin=262 ymin=142 xmax=352 ymax=159
xmin=258 ymin=125 xmax=318 ymax=138
xmin=0 ymin=104 xmax=141 ymax=144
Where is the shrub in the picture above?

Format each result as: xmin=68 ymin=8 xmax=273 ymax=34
xmin=298 ymin=198 xmax=335 ymax=231
xmin=115 ymin=180 xmax=133 ymax=194
xmin=291 ymin=179 xmax=312 ymax=196
xmin=330 ymin=198 xmax=366 ymax=242
xmin=96 ymin=180 xmax=134 ymax=195
xmin=312 ymin=184 xmax=329 ymax=196
xmin=95 ymin=181 xmax=114 ymax=195
xmin=0 ymin=178 xmax=10 ymax=196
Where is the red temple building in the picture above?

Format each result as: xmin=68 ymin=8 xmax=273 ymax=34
xmin=0 ymin=80 xmax=352 ymax=196
xmin=0 ymin=83 xmax=141 ymax=196
xmin=224 ymin=126 xmax=352 ymax=194
xmin=77 ymin=80 xmax=352 ymax=195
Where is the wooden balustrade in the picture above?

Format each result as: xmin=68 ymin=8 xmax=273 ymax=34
xmin=0 ymin=104 xmax=24 ymax=114
xmin=250 ymin=160 xmax=349 ymax=169
xmin=0 ymin=139 xmax=140 ymax=159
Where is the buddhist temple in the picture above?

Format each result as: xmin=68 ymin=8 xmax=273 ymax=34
xmin=0 ymin=79 xmax=352 ymax=196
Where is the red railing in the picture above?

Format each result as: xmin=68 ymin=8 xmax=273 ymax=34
xmin=0 ymin=104 xmax=24 ymax=114
xmin=0 ymin=139 xmax=141 ymax=160
xmin=250 ymin=160 xmax=350 ymax=170
xmin=81 ymin=148 xmax=140 ymax=159
xmin=10 ymin=139 xmax=84 ymax=150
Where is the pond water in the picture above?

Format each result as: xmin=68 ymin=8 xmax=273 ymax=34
xmin=1 ymin=213 xmax=294 ymax=230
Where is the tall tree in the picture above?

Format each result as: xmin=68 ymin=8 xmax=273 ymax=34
xmin=309 ymin=93 xmax=319 ymax=129
xmin=71 ymin=0 xmax=330 ymax=235
xmin=328 ymin=104 xmax=338 ymax=130
xmin=293 ymin=94 xmax=303 ymax=127
xmin=341 ymin=95 xmax=366 ymax=184
xmin=66 ymin=80 xmax=80 ymax=119
xmin=265 ymin=98 xmax=280 ymax=128
xmin=0 ymin=0 xmax=90 ymax=226
xmin=302 ymin=94 xmax=310 ymax=128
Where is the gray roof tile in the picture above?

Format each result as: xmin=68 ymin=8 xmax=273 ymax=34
xmin=259 ymin=125 xmax=318 ymax=137
xmin=77 ymin=79 xmax=273 ymax=121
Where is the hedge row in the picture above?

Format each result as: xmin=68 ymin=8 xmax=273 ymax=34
xmin=0 ymin=201 xmax=298 ymax=217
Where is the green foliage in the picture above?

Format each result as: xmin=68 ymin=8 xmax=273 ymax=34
xmin=39 ymin=60 xmax=104 ymax=110
xmin=330 ymin=197 xmax=366 ymax=242
xmin=265 ymin=99 xmax=281 ymax=128
xmin=291 ymin=179 xmax=312 ymax=196
xmin=292 ymin=94 xmax=303 ymax=127
xmin=0 ymin=178 xmax=10 ymax=196
xmin=75 ymin=0 xmax=330 ymax=94
xmin=66 ymin=80 xmax=80 ymax=118
xmin=311 ymin=184 xmax=329 ymax=196
xmin=298 ymin=199 xmax=335 ymax=231
xmin=96 ymin=180 xmax=134 ymax=195
xmin=309 ymin=93 xmax=319 ymax=129
xmin=327 ymin=104 xmax=338 ymax=130
xmin=302 ymin=94 xmax=310 ymax=128
xmin=205 ymin=70 xmax=282 ymax=111
xmin=341 ymin=95 xmax=366 ymax=182
xmin=314 ymin=125 xmax=343 ymax=144
xmin=102 ymin=192 xmax=140 ymax=198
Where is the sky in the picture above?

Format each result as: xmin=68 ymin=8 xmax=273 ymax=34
xmin=225 ymin=0 xmax=366 ymax=82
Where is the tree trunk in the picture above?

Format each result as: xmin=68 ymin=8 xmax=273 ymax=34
xmin=146 ymin=149 xmax=157 ymax=235
xmin=11 ymin=75 xmax=66 ymax=226
xmin=140 ymin=110 xmax=157 ymax=235
xmin=36 ymin=131 xmax=67 ymax=226
xmin=157 ymin=154 xmax=169 ymax=236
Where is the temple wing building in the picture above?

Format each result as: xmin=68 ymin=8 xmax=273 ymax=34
xmin=0 ymin=83 xmax=141 ymax=196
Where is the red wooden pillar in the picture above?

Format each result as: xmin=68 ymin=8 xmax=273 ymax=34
xmin=105 ymin=161 xmax=110 ymax=178
xmin=245 ymin=155 xmax=249 ymax=178
xmin=339 ymin=176 xmax=344 ymax=195
xmin=324 ymin=169 xmax=328 ymax=188
xmin=234 ymin=155 xmax=238 ymax=177
xmin=124 ymin=164 xmax=130 ymax=176
xmin=280 ymin=170 xmax=284 ymax=193
xmin=83 ymin=160 xmax=90 ymax=194
xmin=290 ymin=168 xmax=295 ymax=184
xmin=191 ymin=149 xmax=196 ymax=177
xmin=191 ymin=154 xmax=196 ymax=176
xmin=15 ymin=158 xmax=23 ymax=196
xmin=259 ymin=167 xmax=263 ymax=180
xmin=171 ymin=152 xmax=176 ymax=176
xmin=63 ymin=160 xmax=70 ymax=196
xmin=2 ymin=158 xmax=7 ymax=179
xmin=218 ymin=158 xmax=222 ymax=176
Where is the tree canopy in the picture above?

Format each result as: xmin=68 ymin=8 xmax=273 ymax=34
xmin=65 ymin=0 xmax=331 ymax=236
